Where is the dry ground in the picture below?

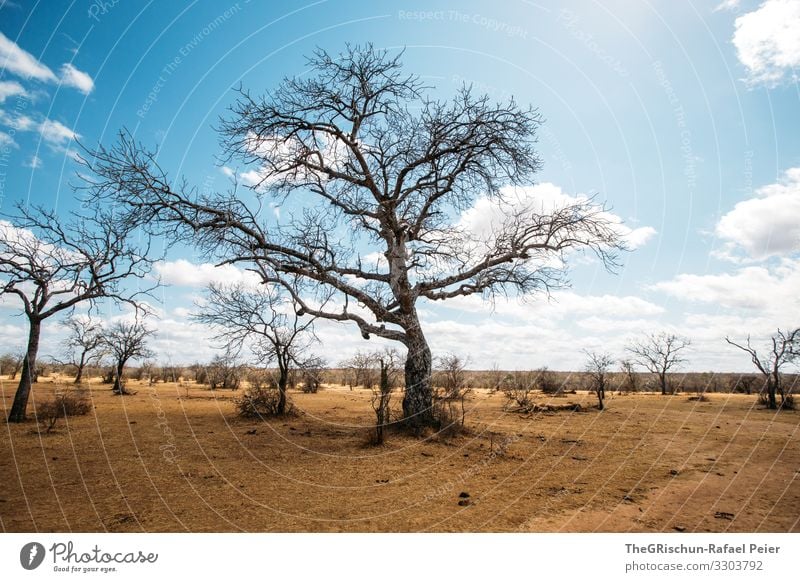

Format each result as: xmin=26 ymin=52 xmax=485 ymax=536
xmin=1 ymin=378 xmax=798 ymax=532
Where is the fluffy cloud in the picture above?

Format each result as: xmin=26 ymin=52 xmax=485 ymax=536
xmin=650 ymin=257 xmax=800 ymax=315
xmin=714 ymin=0 xmax=740 ymax=12
xmin=715 ymin=167 xmax=800 ymax=259
xmin=0 ymin=130 xmax=15 ymax=148
xmin=154 ymin=259 xmax=261 ymax=288
xmin=59 ymin=63 xmax=94 ymax=94
xmin=38 ymin=118 xmax=78 ymax=145
xmin=0 ymin=31 xmax=58 ymax=82
xmin=733 ymin=0 xmax=800 ymax=85
xmin=0 ymin=80 xmax=27 ymax=103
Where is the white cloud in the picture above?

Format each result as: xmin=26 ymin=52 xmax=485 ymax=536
xmin=220 ymin=166 xmax=235 ymax=178
xmin=714 ymin=0 xmax=740 ymax=12
xmin=239 ymin=169 xmax=263 ymax=187
xmin=154 ymin=259 xmax=261 ymax=288
xmin=25 ymin=155 xmax=41 ymax=169
xmin=0 ymin=79 xmax=27 ymax=103
xmin=0 ymin=130 xmax=16 ymax=148
xmin=38 ymin=118 xmax=78 ymax=145
xmin=650 ymin=257 xmax=800 ymax=314
xmin=733 ymin=0 xmax=800 ymax=85
xmin=715 ymin=167 xmax=800 ymax=259
xmin=0 ymin=31 xmax=57 ymax=82
xmin=59 ymin=63 xmax=94 ymax=94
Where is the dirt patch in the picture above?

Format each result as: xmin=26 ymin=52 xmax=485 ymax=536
xmin=1 ymin=380 xmax=798 ymax=532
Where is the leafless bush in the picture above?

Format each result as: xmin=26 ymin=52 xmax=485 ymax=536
xmin=503 ymin=370 xmax=537 ymax=409
xmin=0 ymin=353 xmax=24 ymax=380
xmin=299 ymin=356 xmax=326 ymax=393
xmin=235 ymin=385 xmax=294 ymax=418
xmin=369 ymin=350 xmax=401 ymax=446
xmin=433 ymin=354 xmax=473 ymax=437
xmin=246 ymin=368 xmax=278 ymax=391
xmin=536 ymin=367 xmax=562 ymax=394
xmin=34 ymin=389 xmax=92 ymax=433
xmin=207 ymin=354 xmax=242 ymax=390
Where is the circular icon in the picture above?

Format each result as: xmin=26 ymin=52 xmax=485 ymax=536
xmin=20 ymin=542 xmax=46 ymax=570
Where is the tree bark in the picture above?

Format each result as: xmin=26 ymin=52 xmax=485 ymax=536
xmin=659 ymin=372 xmax=667 ymax=395
xmin=767 ymin=374 xmax=778 ymax=410
xmin=8 ymin=318 xmax=42 ymax=422
xmin=402 ymin=323 xmax=434 ymax=429
xmin=74 ymin=352 xmax=87 ymax=384
xmin=277 ymin=357 xmax=288 ymax=416
xmin=112 ymin=359 xmax=127 ymax=394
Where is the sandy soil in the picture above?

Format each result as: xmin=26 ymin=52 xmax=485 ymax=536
xmin=1 ymin=378 xmax=798 ymax=532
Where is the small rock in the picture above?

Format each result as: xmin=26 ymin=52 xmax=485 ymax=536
xmin=714 ymin=511 xmax=735 ymax=520
xmin=457 ymin=499 xmax=470 ymax=506
xmin=245 ymin=429 xmax=257 ymax=435
xmin=669 ymin=469 xmax=679 ymax=476
xmin=674 ymin=526 xmax=686 ymax=532
xmin=623 ymin=495 xmax=634 ymax=503
xmin=459 ymin=492 xmax=470 ymax=498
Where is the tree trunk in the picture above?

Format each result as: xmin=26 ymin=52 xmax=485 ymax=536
xmin=112 ymin=359 xmax=127 ymax=394
xmin=402 ymin=324 xmax=434 ymax=429
xmin=767 ymin=374 xmax=778 ymax=410
xmin=74 ymin=352 xmax=87 ymax=384
xmin=659 ymin=372 xmax=667 ymax=395
xmin=8 ymin=319 xmax=42 ymax=422
xmin=277 ymin=358 xmax=288 ymax=416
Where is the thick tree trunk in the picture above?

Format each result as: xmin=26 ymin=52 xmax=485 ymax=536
xmin=8 ymin=319 xmax=42 ymax=422
xmin=767 ymin=375 xmax=778 ymax=410
xmin=659 ymin=372 xmax=667 ymax=395
xmin=277 ymin=358 xmax=288 ymax=416
xmin=74 ymin=352 xmax=87 ymax=384
xmin=112 ymin=359 xmax=127 ymax=394
xmin=402 ymin=324 xmax=434 ymax=429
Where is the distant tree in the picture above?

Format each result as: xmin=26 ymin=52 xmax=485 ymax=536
xmin=62 ymin=317 xmax=105 ymax=383
xmin=0 ymin=353 xmax=24 ymax=380
xmin=619 ymin=359 xmax=638 ymax=392
xmin=339 ymin=351 xmax=380 ymax=390
xmin=584 ymin=350 xmax=614 ymax=410
xmin=433 ymin=353 xmax=472 ymax=430
xmin=205 ymin=353 xmax=243 ymax=391
xmin=726 ymin=328 xmax=799 ymax=410
xmin=194 ymin=282 xmax=316 ymax=414
xmin=0 ymin=203 xmax=153 ymax=421
xmin=299 ymin=355 xmax=326 ymax=393
xmin=102 ymin=320 xmax=155 ymax=395
xmin=626 ymin=332 xmax=691 ymax=395
xmin=83 ymin=44 xmax=625 ymax=429
xmin=369 ymin=349 xmax=401 ymax=445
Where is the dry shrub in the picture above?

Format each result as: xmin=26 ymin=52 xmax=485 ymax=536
xmin=235 ymin=385 xmax=293 ymax=418
xmin=779 ymin=394 xmax=796 ymax=410
xmin=35 ymin=389 xmax=92 ymax=433
xmin=432 ymin=354 xmax=472 ymax=438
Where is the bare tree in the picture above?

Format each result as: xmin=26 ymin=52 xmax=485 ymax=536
xmin=81 ymin=45 xmax=625 ymax=429
xmin=0 ymin=353 xmax=24 ymax=380
xmin=726 ymin=328 xmax=799 ymax=410
xmin=626 ymin=332 xmax=690 ymax=395
xmin=193 ymin=282 xmax=316 ymax=415
xmin=619 ymin=358 xmax=638 ymax=392
xmin=205 ymin=353 xmax=242 ymax=391
xmin=434 ymin=353 xmax=472 ymax=429
xmin=62 ymin=316 xmax=105 ymax=383
xmin=584 ymin=350 xmax=614 ymax=410
xmin=339 ymin=351 xmax=381 ymax=390
xmin=369 ymin=349 xmax=401 ymax=445
xmin=0 ymin=204 xmax=153 ymax=421
xmin=102 ymin=320 xmax=155 ymax=395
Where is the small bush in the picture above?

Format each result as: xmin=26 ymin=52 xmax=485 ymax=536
xmin=35 ymin=389 xmax=92 ymax=433
xmin=503 ymin=370 xmax=537 ymax=409
xmin=779 ymin=394 xmax=796 ymax=410
xmin=235 ymin=385 xmax=293 ymax=418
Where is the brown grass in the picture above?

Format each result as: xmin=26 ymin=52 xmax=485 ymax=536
xmin=1 ymin=377 xmax=798 ymax=532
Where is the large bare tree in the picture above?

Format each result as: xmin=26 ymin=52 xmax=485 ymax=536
xmin=726 ymin=328 xmax=799 ymax=410
xmin=194 ymin=282 xmax=317 ymax=415
xmin=80 ymin=45 xmax=624 ymax=428
xmin=626 ymin=332 xmax=690 ymax=395
xmin=0 ymin=204 xmax=153 ymax=421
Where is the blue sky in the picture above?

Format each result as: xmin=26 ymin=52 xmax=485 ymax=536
xmin=1 ymin=0 xmax=799 ymax=372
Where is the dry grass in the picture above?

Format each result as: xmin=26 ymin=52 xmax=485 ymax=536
xmin=1 ymin=377 xmax=798 ymax=532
